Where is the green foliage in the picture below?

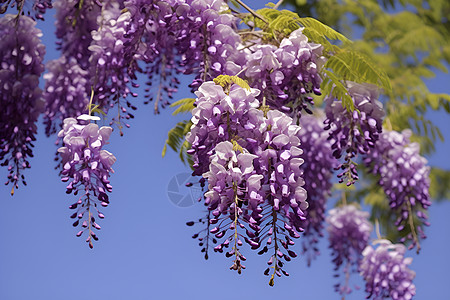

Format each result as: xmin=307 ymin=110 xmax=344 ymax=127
xmin=325 ymin=49 xmax=391 ymax=92
xmin=297 ymin=17 xmax=351 ymax=49
xmin=249 ymin=7 xmax=350 ymax=49
xmin=87 ymin=103 xmax=107 ymax=116
xmin=322 ymin=49 xmax=392 ymax=112
xmin=321 ymin=70 xmax=355 ymax=111
xmin=170 ymin=98 xmax=196 ymax=115
xmin=429 ymin=167 xmax=450 ymax=201
xmin=213 ymin=75 xmax=250 ymax=91
xmin=288 ymin=0 xmax=450 ymax=151
xmin=162 ymin=120 xmax=193 ymax=166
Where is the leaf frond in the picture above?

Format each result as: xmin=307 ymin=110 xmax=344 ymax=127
xmin=325 ymin=49 xmax=392 ymax=92
xmin=162 ymin=120 xmax=193 ymax=161
xmin=213 ymin=75 xmax=251 ymax=90
xmin=170 ymin=98 xmax=196 ymax=115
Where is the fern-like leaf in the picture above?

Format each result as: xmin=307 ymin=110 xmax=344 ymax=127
xmin=253 ymin=8 xmax=350 ymax=48
xmin=213 ymin=75 xmax=250 ymax=90
xmin=322 ymin=70 xmax=355 ymax=111
xmin=297 ymin=17 xmax=351 ymax=44
xmin=162 ymin=120 xmax=193 ymax=160
xmin=325 ymin=49 xmax=392 ymax=92
xmin=170 ymin=98 xmax=196 ymax=115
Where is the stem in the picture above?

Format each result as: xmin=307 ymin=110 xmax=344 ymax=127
xmin=234 ymin=0 xmax=268 ymax=24
xmin=204 ymin=211 xmax=211 ymax=259
xmin=273 ymin=0 xmax=284 ymax=9
xmin=375 ymin=219 xmax=382 ymax=240
xmin=235 ymin=66 xmax=248 ymax=77
xmin=234 ymin=190 xmax=239 ymax=255
xmin=88 ymin=87 xmax=95 ymax=115
xmin=202 ymin=24 xmax=209 ymax=82
xmin=406 ymin=200 xmax=421 ymax=253
xmin=154 ymin=55 xmax=166 ymax=114
xmin=385 ymin=117 xmax=393 ymax=131
xmin=269 ymin=207 xmax=279 ymax=286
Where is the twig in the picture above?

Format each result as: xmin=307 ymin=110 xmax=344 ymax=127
xmin=234 ymin=0 xmax=268 ymax=24
xmin=375 ymin=219 xmax=382 ymax=240
xmin=385 ymin=117 xmax=393 ymax=131
xmin=406 ymin=200 xmax=421 ymax=254
xmin=273 ymin=0 xmax=284 ymax=9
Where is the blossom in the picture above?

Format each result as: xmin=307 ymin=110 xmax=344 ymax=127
xmin=327 ymin=205 xmax=372 ymax=295
xmin=58 ymin=117 xmax=116 ymax=248
xmin=360 ymin=239 xmax=416 ymax=300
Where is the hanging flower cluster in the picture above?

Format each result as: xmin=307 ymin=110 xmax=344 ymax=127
xmin=244 ymin=28 xmax=325 ymax=115
xmin=326 ymin=204 xmax=373 ymax=295
xmin=324 ymin=82 xmax=384 ymax=185
xmin=0 ymin=14 xmax=45 ymax=194
xmin=58 ymin=116 xmax=116 ymax=248
xmin=365 ymin=129 xmax=431 ymax=251
xmin=297 ymin=114 xmax=337 ymax=265
xmin=187 ymin=79 xmax=307 ymax=284
xmin=360 ymin=239 xmax=416 ymax=300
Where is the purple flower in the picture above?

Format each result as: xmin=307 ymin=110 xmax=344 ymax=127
xmin=58 ymin=116 xmax=116 ymax=248
xmin=297 ymin=114 xmax=337 ymax=265
xmin=360 ymin=239 xmax=416 ymax=300
xmin=186 ymin=80 xmax=307 ymax=283
xmin=365 ymin=129 xmax=431 ymax=250
xmin=43 ymin=56 xmax=91 ymax=136
xmin=324 ymin=82 xmax=384 ymax=185
xmin=244 ymin=28 xmax=325 ymax=114
xmin=326 ymin=205 xmax=372 ymax=295
xmin=0 ymin=14 xmax=45 ymax=194
xmin=0 ymin=0 xmax=52 ymax=20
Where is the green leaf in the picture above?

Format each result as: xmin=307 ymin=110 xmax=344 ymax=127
xmin=162 ymin=120 xmax=193 ymax=163
xmin=429 ymin=167 xmax=450 ymax=201
xmin=324 ymin=49 xmax=392 ymax=92
xmin=91 ymin=107 xmax=107 ymax=116
xmin=213 ymin=75 xmax=251 ymax=90
xmin=297 ymin=17 xmax=351 ymax=44
xmin=170 ymin=98 xmax=196 ymax=115
xmin=322 ymin=70 xmax=355 ymax=111
xmin=253 ymin=8 xmax=350 ymax=48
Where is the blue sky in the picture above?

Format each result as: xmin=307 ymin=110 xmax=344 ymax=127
xmin=0 ymin=2 xmax=449 ymax=299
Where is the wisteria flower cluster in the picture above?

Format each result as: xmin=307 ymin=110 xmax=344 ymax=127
xmin=365 ymin=129 xmax=431 ymax=250
xmin=187 ymin=80 xmax=308 ymax=284
xmin=0 ymin=0 xmax=52 ymax=19
xmin=0 ymin=0 xmax=435 ymax=294
xmin=43 ymin=0 xmax=102 ymax=137
xmin=43 ymin=56 xmax=91 ymax=135
xmin=0 ymin=14 xmax=45 ymax=194
xmin=326 ymin=204 xmax=372 ymax=295
xmin=58 ymin=116 xmax=116 ymax=248
xmin=360 ymin=239 xmax=416 ymax=300
xmin=244 ymin=28 xmax=325 ymax=115
xmin=297 ymin=114 xmax=337 ymax=265
xmin=324 ymin=82 xmax=384 ymax=185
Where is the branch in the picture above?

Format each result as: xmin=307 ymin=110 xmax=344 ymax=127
xmin=406 ymin=200 xmax=421 ymax=254
xmin=273 ymin=0 xmax=283 ymax=10
xmin=234 ymin=0 xmax=268 ymax=24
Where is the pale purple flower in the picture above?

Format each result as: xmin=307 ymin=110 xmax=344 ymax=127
xmin=0 ymin=14 xmax=45 ymax=194
xmin=365 ymin=130 xmax=430 ymax=250
xmin=327 ymin=205 xmax=372 ymax=295
xmin=360 ymin=239 xmax=416 ymax=300
xmin=58 ymin=117 xmax=116 ymax=248
xmin=324 ymin=82 xmax=384 ymax=185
